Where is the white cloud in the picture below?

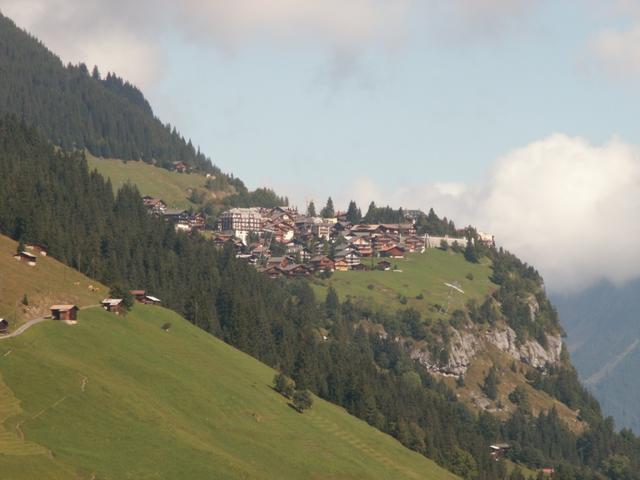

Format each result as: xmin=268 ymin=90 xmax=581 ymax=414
xmin=345 ymin=135 xmax=640 ymax=293
xmin=590 ymin=25 xmax=640 ymax=78
xmin=0 ymin=0 xmax=544 ymax=89
xmin=586 ymin=0 xmax=640 ymax=79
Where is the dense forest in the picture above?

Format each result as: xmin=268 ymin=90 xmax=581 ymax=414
xmin=0 ymin=14 xmax=229 ymax=177
xmin=1 ymin=118 xmax=640 ymax=479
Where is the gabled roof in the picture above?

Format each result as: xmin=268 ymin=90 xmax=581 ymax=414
xmin=50 ymin=304 xmax=78 ymax=311
xmin=101 ymin=298 xmax=123 ymax=306
xmin=145 ymin=295 xmax=162 ymax=303
xmin=19 ymin=251 xmax=37 ymax=259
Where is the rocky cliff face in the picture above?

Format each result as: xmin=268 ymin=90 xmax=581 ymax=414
xmin=409 ymin=325 xmax=563 ymax=376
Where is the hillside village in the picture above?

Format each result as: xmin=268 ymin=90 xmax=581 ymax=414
xmin=141 ymin=198 xmax=495 ymax=278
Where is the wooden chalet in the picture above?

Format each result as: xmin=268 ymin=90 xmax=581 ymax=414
xmin=130 ymin=290 xmax=146 ymax=302
xmin=189 ymin=213 xmax=206 ymax=231
xmin=130 ymin=290 xmax=161 ymax=305
xmin=343 ymin=251 xmax=362 ymax=267
xmin=173 ymin=161 xmax=188 ymax=173
xmin=263 ymin=265 xmax=283 ymax=278
xmin=26 ymin=244 xmax=48 ymax=256
xmin=378 ymin=224 xmax=416 ymax=236
xmin=16 ymin=251 xmax=37 ymax=265
xmin=50 ymin=305 xmax=79 ymax=321
xmin=351 ymin=263 xmax=368 ymax=271
xmin=212 ymin=234 xmax=234 ymax=248
xmin=334 ymin=258 xmax=349 ymax=271
xmin=281 ymin=264 xmax=311 ymax=278
xmin=162 ymin=209 xmax=188 ymax=222
xmin=101 ymin=298 xmax=123 ymax=314
xmin=142 ymin=196 xmax=167 ymax=215
xmin=0 ymin=319 xmax=8 ymax=334
xmin=489 ymin=443 xmax=510 ymax=459
xmin=404 ymin=235 xmax=426 ymax=253
xmin=144 ymin=295 xmax=162 ymax=305
xmin=379 ymin=245 xmax=406 ymax=259
xmin=267 ymin=256 xmax=290 ymax=269
xmin=310 ymin=255 xmax=335 ymax=272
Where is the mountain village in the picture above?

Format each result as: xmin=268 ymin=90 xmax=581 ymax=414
xmin=140 ymin=197 xmax=495 ymax=279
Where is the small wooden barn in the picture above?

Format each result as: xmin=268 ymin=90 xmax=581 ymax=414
xmin=130 ymin=290 xmax=146 ymax=302
xmin=50 ymin=305 xmax=79 ymax=321
xmin=16 ymin=251 xmax=38 ymax=265
xmin=101 ymin=298 xmax=123 ymax=314
xmin=26 ymin=244 xmax=48 ymax=256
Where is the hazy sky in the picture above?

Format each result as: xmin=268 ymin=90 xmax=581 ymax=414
xmin=2 ymin=0 xmax=640 ymax=292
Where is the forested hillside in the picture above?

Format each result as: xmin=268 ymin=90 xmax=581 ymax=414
xmin=0 ymin=13 xmax=221 ymax=175
xmin=2 ymin=118 xmax=640 ymax=479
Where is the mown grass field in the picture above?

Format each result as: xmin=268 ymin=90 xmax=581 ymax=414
xmin=0 ymin=305 xmax=458 ymax=480
xmin=86 ymin=153 xmax=211 ymax=209
xmin=0 ymin=235 xmax=105 ymax=330
xmin=312 ymin=249 xmax=497 ymax=317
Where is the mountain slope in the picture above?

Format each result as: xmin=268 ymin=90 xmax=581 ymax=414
xmin=0 ymin=304 xmax=457 ymax=480
xmin=554 ymin=280 xmax=640 ymax=432
xmin=86 ymin=152 xmax=213 ymax=210
xmin=0 ymin=234 xmax=106 ymax=330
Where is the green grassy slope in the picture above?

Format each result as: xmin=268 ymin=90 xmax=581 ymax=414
xmin=0 ymin=235 xmax=105 ymax=329
xmin=312 ymin=250 xmax=496 ymax=317
xmin=86 ymin=153 xmax=218 ymax=209
xmin=0 ymin=305 xmax=458 ymax=480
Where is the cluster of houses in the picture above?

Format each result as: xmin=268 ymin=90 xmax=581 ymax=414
xmin=47 ymin=291 xmax=161 ymax=323
xmin=138 ymin=192 xmax=495 ymax=278
xmin=142 ymin=196 xmax=206 ymax=232
xmin=211 ymin=206 xmax=494 ymax=278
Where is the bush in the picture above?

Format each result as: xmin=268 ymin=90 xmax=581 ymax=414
xmin=161 ymin=322 xmax=172 ymax=331
xmin=367 ymin=284 xmax=375 ymax=290
xmin=21 ymin=293 xmax=28 ymax=306
xmin=399 ymin=295 xmax=408 ymax=305
xmin=292 ymin=389 xmax=313 ymax=413
xmin=465 ymin=272 xmax=474 ymax=281
xmin=482 ymin=366 xmax=500 ymax=400
xmin=273 ymin=372 xmax=296 ymax=399
xmin=415 ymin=293 xmax=424 ymax=300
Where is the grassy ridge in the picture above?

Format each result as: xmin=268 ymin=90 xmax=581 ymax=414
xmin=312 ymin=249 xmax=496 ymax=317
xmin=0 ymin=305 xmax=458 ymax=479
xmin=0 ymin=235 xmax=105 ymax=329
xmin=86 ymin=153 xmax=212 ymax=209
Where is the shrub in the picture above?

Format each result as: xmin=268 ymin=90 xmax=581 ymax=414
xmin=415 ymin=293 xmax=424 ymax=300
xmin=292 ymin=389 xmax=313 ymax=413
xmin=367 ymin=284 xmax=375 ymax=290
xmin=21 ymin=293 xmax=28 ymax=306
xmin=273 ymin=373 xmax=296 ymax=399
xmin=161 ymin=322 xmax=172 ymax=332
xmin=466 ymin=272 xmax=474 ymax=281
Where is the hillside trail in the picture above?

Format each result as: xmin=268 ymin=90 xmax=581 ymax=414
xmin=0 ymin=305 xmax=100 ymax=341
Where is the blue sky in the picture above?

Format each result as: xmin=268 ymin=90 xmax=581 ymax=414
xmin=3 ymin=0 xmax=640 ymax=290
xmin=135 ymin=1 xmax=636 ymax=210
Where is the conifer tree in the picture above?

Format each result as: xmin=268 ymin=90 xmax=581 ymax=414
xmin=320 ymin=197 xmax=335 ymax=218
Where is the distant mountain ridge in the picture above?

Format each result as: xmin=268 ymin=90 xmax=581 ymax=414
xmin=553 ymin=280 xmax=640 ymax=432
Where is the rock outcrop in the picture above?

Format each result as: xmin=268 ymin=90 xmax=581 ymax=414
xmin=409 ymin=325 xmax=562 ymax=376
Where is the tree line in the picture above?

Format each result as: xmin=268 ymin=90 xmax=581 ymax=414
xmin=1 ymin=118 xmax=640 ymax=479
xmin=0 ymin=14 xmax=232 ymax=181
